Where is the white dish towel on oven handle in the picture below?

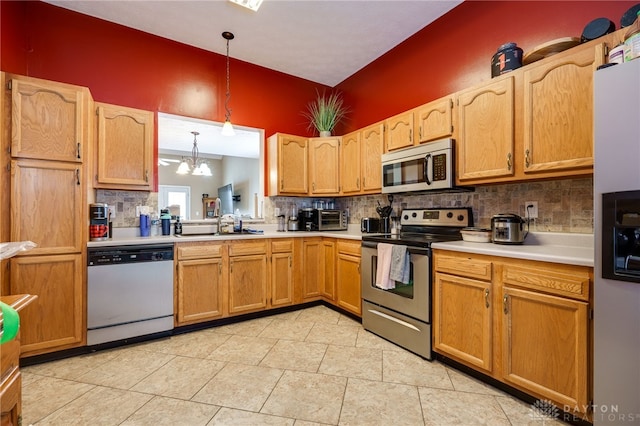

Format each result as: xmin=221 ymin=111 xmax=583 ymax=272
xmin=375 ymin=243 xmax=395 ymax=290
xmin=389 ymin=245 xmax=410 ymax=284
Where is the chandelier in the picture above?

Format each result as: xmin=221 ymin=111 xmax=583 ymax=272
xmin=176 ymin=131 xmax=212 ymax=176
xmin=221 ymin=31 xmax=235 ymax=136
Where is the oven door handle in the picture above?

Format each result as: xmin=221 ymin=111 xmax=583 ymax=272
xmin=424 ymin=154 xmax=432 ymax=185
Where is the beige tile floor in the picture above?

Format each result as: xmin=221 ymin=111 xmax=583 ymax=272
xmin=22 ymin=305 xmax=568 ymax=425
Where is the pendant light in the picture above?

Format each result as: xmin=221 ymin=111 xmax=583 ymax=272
xmin=221 ymin=31 xmax=235 ymax=136
xmin=176 ymin=131 xmax=212 ymax=176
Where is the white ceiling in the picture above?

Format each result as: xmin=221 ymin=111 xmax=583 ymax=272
xmin=43 ymin=0 xmax=462 ymax=158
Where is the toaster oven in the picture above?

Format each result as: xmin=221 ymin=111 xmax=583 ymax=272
xmin=298 ymin=209 xmax=348 ymax=231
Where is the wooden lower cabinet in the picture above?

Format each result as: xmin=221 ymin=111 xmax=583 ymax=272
xmin=270 ymin=239 xmax=293 ymax=307
xmin=434 ymin=272 xmax=493 ymax=373
xmin=320 ymin=239 xmax=336 ymax=300
xmin=335 ymin=240 xmax=361 ymax=316
xmin=228 ymin=241 xmax=268 ymax=315
xmin=9 ymin=254 xmax=84 ymax=356
xmin=175 ymin=244 xmax=226 ymax=326
xmin=433 ymin=250 xmax=592 ymax=417
xmin=502 ymin=286 xmax=588 ymax=410
xmin=301 ymin=238 xmax=323 ymax=300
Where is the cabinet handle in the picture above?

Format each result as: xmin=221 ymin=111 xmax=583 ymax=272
xmin=75 ymin=169 xmax=80 ymax=185
xmin=507 ymin=153 xmax=512 ymax=171
xmin=312 ymin=182 xmax=316 ymax=191
xmin=230 ymin=261 xmax=233 ymax=273
xmin=503 ymin=294 xmax=509 ymax=314
xmin=419 ymin=126 xmax=423 ymax=141
xmin=76 ymin=143 xmax=81 ymax=159
xmin=525 ymin=149 xmax=530 ymax=168
xmin=484 ymin=288 xmax=490 ymax=308
xmin=280 ymin=179 xmax=284 ymax=191
xmin=219 ymin=262 xmax=222 ymax=275
xmin=409 ymin=129 xmax=413 ymax=143
xmin=145 ymin=170 xmax=149 ymax=183
xmin=289 ymin=255 xmax=292 ymax=267
xmin=362 ymin=177 xmax=366 ymax=188
xmin=356 ymin=177 xmax=359 ymax=189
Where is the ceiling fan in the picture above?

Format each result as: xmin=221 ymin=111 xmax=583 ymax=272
xmin=158 ymin=158 xmax=181 ymax=166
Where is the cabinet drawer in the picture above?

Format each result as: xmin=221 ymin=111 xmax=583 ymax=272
xmin=177 ymin=244 xmax=223 ymax=260
xmin=435 ymin=255 xmax=492 ymax=281
xmin=337 ymin=240 xmax=361 ymax=256
xmin=228 ymin=241 xmax=268 ymax=256
xmin=502 ymin=263 xmax=590 ymax=301
xmin=271 ymin=239 xmax=293 ymax=253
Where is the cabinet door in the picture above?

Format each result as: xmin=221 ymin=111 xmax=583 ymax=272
xmin=229 ymin=254 xmax=268 ymax=314
xmin=271 ymin=252 xmax=293 ymax=307
xmin=384 ymin=111 xmax=413 ymax=152
xmin=457 ymin=76 xmax=515 ymax=182
xmin=270 ymin=134 xmax=308 ymax=195
xmin=321 ymin=239 xmax=336 ymax=300
xmin=522 ymin=44 xmax=604 ymax=175
xmin=414 ymin=96 xmax=453 ymax=144
xmin=336 ymin=252 xmax=361 ymax=316
xmin=309 ymin=137 xmax=340 ymax=195
xmin=176 ymin=258 xmax=225 ymax=325
xmin=360 ymin=122 xmax=383 ymax=193
xmin=95 ymin=103 xmax=154 ymax=189
xmin=10 ymin=254 xmax=84 ymax=355
xmin=502 ymin=286 xmax=588 ymax=409
xmin=10 ymin=78 xmax=85 ymax=162
xmin=11 ymin=159 xmax=83 ymax=255
xmin=434 ymin=272 xmax=493 ymax=372
xmin=340 ymin=131 xmax=361 ymax=194
xmin=301 ymin=238 xmax=323 ymax=300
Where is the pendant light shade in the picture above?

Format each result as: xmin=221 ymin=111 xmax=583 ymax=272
xmin=222 ymin=31 xmax=235 ymax=136
xmin=176 ymin=131 xmax=212 ymax=176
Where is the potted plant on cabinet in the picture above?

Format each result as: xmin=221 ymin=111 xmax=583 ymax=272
xmin=302 ymin=90 xmax=349 ymax=137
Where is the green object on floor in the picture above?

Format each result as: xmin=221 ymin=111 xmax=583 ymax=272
xmin=0 ymin=301 xmax=20 ymax=344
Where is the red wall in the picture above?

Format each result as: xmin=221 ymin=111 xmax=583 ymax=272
xmin=1 ymin=0 xmax=636 ymax=186
xmin=0 ymin=1 xmax=326 ymax=139
xmin=337 ymin=0 xmax=637 ymax=131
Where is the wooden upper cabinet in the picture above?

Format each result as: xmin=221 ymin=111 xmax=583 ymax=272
xmin=10 ymin=159 xmax=83 ymax=255
xmin=95 ymin=102 xmax=154 ymax=190
xmin=522 ymin=43 xmax=605 ymax=175
xmin=9 ymin=77 xmax=87 ymax=163
xmin=340 ymin=131 xmax=361 ymax=195
xmin=360 ymin=122 xmax=383 ymax=193
xmin=309 ymin=137 xmax=340 ymax=195
xmin=268 ymin=133 xmax=308 ymax=195
xmin=384 ymin=111 xmax=413 ymax=152
xmin=456 ymin=75 xmax=515 ymax=183
xmin=414 ymin=96 xmax=453 ymax=144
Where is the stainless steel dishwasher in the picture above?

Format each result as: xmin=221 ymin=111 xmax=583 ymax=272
xmin=87 ymin=244 xmax=174 ymax=346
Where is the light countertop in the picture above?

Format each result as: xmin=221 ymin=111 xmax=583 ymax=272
xmin=87 ymin=224 xmax=362 ymax=248
xmin=432 ymin=232 xmax=594 ymax=267
xmin=88 ymin=228 xmax=594 ymax=267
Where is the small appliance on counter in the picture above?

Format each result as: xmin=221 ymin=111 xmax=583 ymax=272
xmin=361 ymin=217 xmax=381 ymax=233
xmin=491 ymin=213 xmax=528 ymax=244
xmin=90 ymin=203 xmax=109 ymax=241
xmin=298 ymin=209 xmax=347 ymax=231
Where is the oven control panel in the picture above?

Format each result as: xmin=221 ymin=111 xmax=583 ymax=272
xmin=401 ymin=208 xmax=472 ymax=228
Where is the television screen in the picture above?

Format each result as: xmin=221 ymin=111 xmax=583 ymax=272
xmin=217 ymin=183 xmax=234 ymax=215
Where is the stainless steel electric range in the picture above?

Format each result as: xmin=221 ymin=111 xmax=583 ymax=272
xmin=360 ymin=207 xmax=473 ymax=359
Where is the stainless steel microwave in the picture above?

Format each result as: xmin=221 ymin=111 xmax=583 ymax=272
xmin=381 ymin=138 xmax=469 ymax=194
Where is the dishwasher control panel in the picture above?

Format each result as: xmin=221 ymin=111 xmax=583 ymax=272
xmin=88 ymin=245 xmax=174 ymax=266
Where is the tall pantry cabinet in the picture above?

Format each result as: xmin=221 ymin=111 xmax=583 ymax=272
xmin=2 ymin=74 xmax=90 ymax=356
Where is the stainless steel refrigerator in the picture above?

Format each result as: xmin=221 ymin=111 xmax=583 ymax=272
xmin=594 ymin=59 xmax=640 ymax=425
